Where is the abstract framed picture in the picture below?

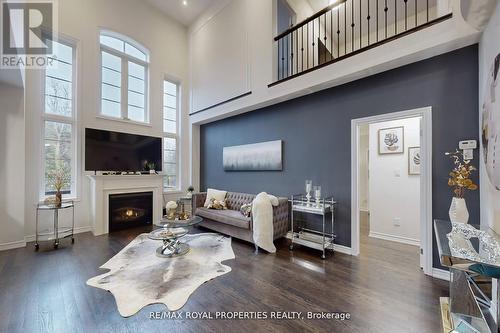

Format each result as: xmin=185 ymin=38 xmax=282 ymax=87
xmin=378 ymin=126 xmax=404 ymax=154
xmin=223 ymin=140 xmax=282 ymax=171
xmin=408 ymin=146 xmax=421 ymax=175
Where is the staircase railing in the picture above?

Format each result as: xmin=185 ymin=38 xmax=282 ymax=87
xmin=271 ymin=0 xmax=452 ymax=86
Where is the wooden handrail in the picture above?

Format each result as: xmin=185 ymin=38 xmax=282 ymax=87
xmin=274 ymin=0 xmax=348 ymax=41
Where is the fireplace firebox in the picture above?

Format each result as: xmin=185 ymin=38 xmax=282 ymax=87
xmin=109 ymin=192 xmax=153 ymax=232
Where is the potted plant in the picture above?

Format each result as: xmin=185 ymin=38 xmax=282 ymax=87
xmin=446 ymin=150 xmax=478 ymax=224
xmin=146 ymin=162 xmax=156 ymax=174
xmin=186 ymin=185 xmax=195 ymax=198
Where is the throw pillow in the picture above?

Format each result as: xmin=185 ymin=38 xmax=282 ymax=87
xmin=240 ymin=203 xmax=252 ymax=217
xmin=206 ymin=198 xmax=227 ymax=210
xmin=204 ymin=188 xmax=227 ymax=208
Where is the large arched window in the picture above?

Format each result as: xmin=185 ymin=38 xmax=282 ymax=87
xmin=99 ymin=31 xmax=150 ymax=123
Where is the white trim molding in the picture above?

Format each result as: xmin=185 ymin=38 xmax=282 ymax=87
xmin=0 ymin=239 xmax=27 ymax=251
xmin=351 ymin=107 xmax=433 ymax=277
xmin=432 ymin=268 xmax=451 ymax=281
xmin=368 ymin=231 xmax=420 ymax=247
xmin=333 ymin=244 xmax=353 ymax=255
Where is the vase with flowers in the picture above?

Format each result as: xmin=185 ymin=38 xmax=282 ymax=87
xmin=49 ymin=169 xmax=69 ymax=208
xmin=446 ymin=150 xmax=478 ymax=224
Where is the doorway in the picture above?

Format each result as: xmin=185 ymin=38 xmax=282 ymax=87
xmin=351 ymin=107 xmax=433 ymax=276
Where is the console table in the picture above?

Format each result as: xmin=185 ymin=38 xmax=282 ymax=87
xmin=287 ymin=194 xmax=336 ymax=259
xmin=35 ymin=201 xmax=75 ymax=250
xmin=434 ymin=219 xmax=500 ymax=333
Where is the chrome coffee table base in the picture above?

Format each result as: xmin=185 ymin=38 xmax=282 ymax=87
xmin=156 ymin=239 xmax=190 ymax=258
xmin=149 ymin=216 xmax=203 ymax=258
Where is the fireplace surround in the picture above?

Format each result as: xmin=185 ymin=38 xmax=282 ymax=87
xmin=88 ymin=174 xmax=163 ymax=236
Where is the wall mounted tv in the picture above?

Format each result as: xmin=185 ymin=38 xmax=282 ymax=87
xmin=85 ymin=128 xmax=162 ymax=172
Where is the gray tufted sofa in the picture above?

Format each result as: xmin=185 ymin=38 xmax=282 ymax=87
xmin=192 ymin=192 xmax=289 ymax=245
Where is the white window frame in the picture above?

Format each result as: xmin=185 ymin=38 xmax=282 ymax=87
xmin=163 ymin=77 xmax=181 ymax=193
xmin=98 ymin=31 xmax=150 ymax=125
xmin=40 ymin=39 xmax=78 ymax=200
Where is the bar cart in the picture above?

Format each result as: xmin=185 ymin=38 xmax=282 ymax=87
xmin=287 ymin=194 xmax=337 ymax=259
xmin=35 ymin=201 xmax=75 ymax=250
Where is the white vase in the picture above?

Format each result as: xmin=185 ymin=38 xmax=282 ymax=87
xmin=449 ymin=197 xmax=469 ymax=224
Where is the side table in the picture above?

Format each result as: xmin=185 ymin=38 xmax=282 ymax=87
xmin=35 ymin=201 xmax=75 ymax=250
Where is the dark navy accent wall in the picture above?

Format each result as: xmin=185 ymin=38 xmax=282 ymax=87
xmin=200 ymin=45 xmax=480 ymax=268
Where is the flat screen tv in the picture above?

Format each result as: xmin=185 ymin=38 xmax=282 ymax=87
xmin=85 ymin=128 xmax=162 ymax=172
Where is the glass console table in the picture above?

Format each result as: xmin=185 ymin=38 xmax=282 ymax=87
xmin=287 ymin=194 xmax=337 ymax=259
xmin=35 ymin=201 xmax=75 ymax=250
xmin=434 ymin=219 xmax=500 ymax=333
xmin=149 ymin=216 xmax=203 ymax=258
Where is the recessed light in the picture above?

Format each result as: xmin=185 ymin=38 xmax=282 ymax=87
xmin=182 ymin=0 xmax=187 ymax=5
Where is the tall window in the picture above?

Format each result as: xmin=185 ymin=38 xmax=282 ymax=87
xmin=42 ymin=40 xmax=76 ymax=198
xmin=163 ymin=79 xmax=179 ymax=191
xmin=100 ymin=32 xmax=149 ymax=123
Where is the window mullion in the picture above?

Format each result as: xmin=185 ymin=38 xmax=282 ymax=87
xmin=121 ymin=57 xmax=128 ymax=120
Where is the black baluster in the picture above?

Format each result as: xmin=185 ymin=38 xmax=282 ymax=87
xmin=426 ymin=0 xmax=429 ymax=22
xmin=376 ymin=0 xmax=379 ymax=42
xmin=307 ymin=23 xmax=309 ymax=69
xmin=330 ymin=9 xmax=333 ymax=61
xmin=295 ymin=29 xmax=299 ymax=73
xmin=318 ymin=17 xmax=320 ymax=65
xmin=351 ymin=0 xmax=355 ymax=52
xmin=359 ymin=0 xmax=362 ymax=49
xmin=337 ymin=7 xmax=340 ymax=58
xmin=367 ymin=0 xmax=370 ymax=45
xmin=395 ymin=0 xmax=397 ymax=35
xmin=384 ymin=0 xmax=388 ymax=39
xmin=404 ymin=0 xmax=408 ymax=30
xmin=301 ymin=26 xmax=304 ymax=72
xmin=323 ymin=13 xmax=327 ymax=64
xmin=312 ymin=19 xmax=315 ymax=67
xmin=344 ymin=2 xmax=347 ymax=55
xmin=286 ymin=32 xmax=289 ymax=78
xmin=415 ymin=0 xmax=417 ymax=27
xmin=280 ymin=38 xmax=284 ymax=80
xmin=289 ymin=27 xmax=293 ymax=75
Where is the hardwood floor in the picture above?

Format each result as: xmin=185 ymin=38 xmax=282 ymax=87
xmin=0 ymin=214 xmax=448 ymax=333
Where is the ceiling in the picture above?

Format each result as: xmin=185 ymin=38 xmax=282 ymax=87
xmin=143 ymin=0 xmax=215 ymax=26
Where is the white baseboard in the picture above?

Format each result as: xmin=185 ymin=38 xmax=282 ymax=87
xmin=0 ymin=239 xmax=27 ymax=251
xmin=369 ymin=231 xmax=420 ymax=247
xmin=333 ymin=244 xmax=353 ymax=255
xmin=432 ymin=268 xmax=450 ymax=281
xmin=24 ymin=225 xmax=93 ymax=243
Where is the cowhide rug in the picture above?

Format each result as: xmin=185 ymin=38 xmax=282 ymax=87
xmin=86 ymin=233 xmax=234 ymax=317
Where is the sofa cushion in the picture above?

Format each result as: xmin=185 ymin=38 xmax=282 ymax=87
xmin=204 ymin=188 xmax=227 ymax=207
xmin=196 ymin=207 xmax=251 ymax=230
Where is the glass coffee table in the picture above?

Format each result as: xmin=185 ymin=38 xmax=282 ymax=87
xmin=149 ymin=216 xmax=203 ymax=258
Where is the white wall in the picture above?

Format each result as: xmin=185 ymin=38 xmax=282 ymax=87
xmin=0 ymin=83 xmax=25 ymax=250
xmin=22 ymin=0 xmax=190 ymax=242
xmin=368 ymin=117 xmax=421 ymax=245
xmin=359 ymin=125 xmax=369 ymax=211
xmin=479 ymin=2 xmax=500 ymax=233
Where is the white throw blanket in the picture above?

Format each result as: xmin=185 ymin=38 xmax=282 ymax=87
xmin=252 ymin=192 xmax=279 ymax=253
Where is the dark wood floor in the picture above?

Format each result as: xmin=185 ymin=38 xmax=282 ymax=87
xmin=0 ymin=213 xmax=448 ymax=333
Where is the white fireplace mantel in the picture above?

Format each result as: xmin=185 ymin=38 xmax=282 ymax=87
xmin=88 ymin=174 xmax=163 ymax=236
